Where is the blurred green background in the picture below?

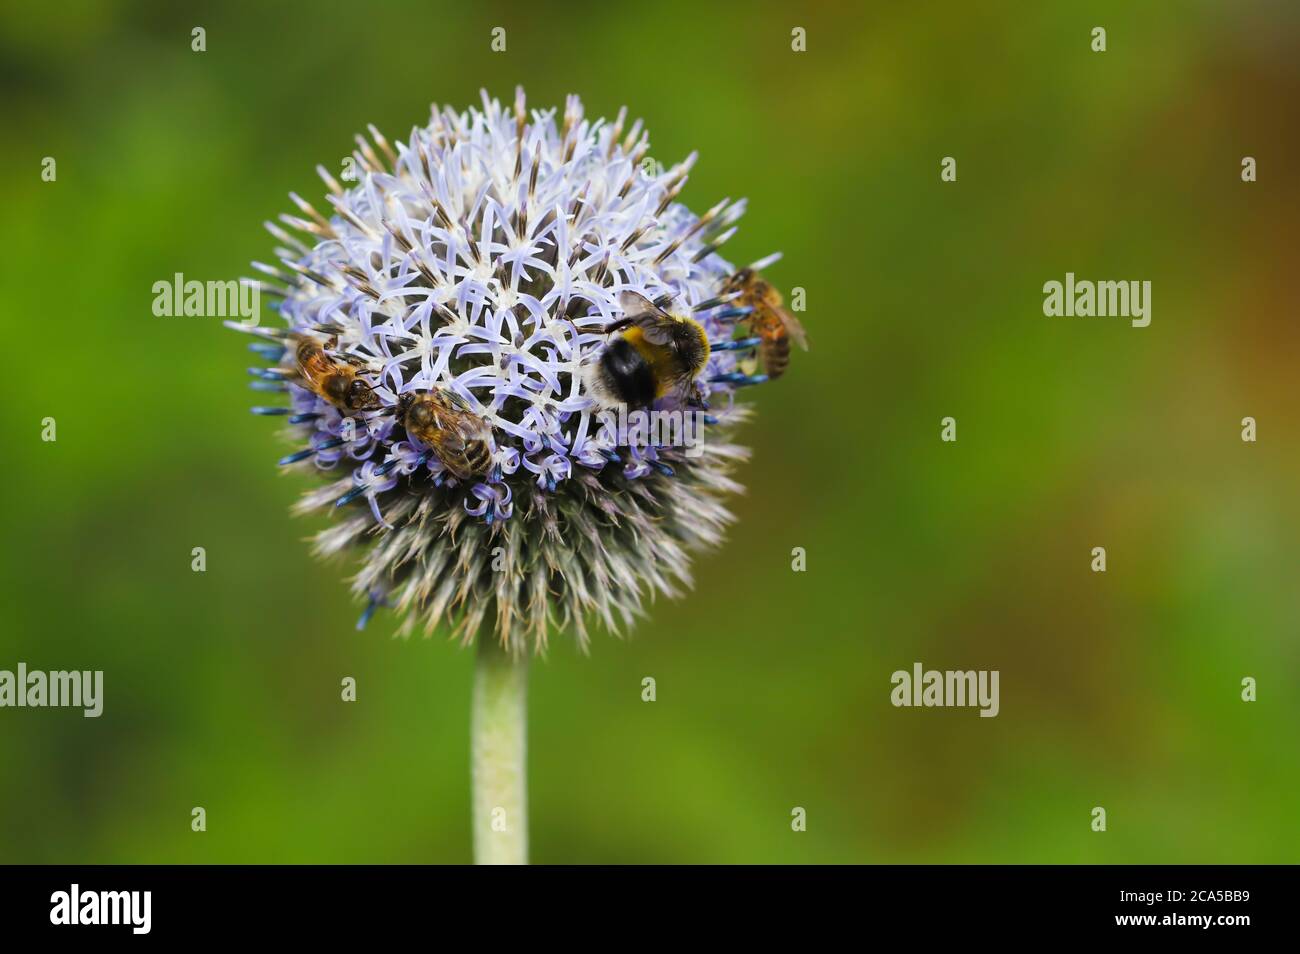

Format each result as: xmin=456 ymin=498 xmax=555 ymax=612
xmin=2 ymin=1 xmax=1297 ymax=863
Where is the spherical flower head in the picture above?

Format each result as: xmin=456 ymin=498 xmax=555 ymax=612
xmin=231 ymin=89 xmax=784 ymax=653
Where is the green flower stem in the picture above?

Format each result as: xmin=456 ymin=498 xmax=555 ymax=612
xmin=471 ymin=636 xmax=529 ymax=865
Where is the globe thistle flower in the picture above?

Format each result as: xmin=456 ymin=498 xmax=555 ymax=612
xmin=229 ymin=89 xmax=794 ymax=862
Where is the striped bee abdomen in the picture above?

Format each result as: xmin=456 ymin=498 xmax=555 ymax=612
xmin=597 ymin=337 xmax=658 ymax=408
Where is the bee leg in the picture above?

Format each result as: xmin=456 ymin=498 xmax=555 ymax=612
xmin=602 ymin=316 xmax=637 ymax=335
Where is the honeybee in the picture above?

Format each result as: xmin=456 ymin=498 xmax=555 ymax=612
xmin=586 ymin=291 xmax=711 ymax=409
xmin=396 ymin=388 xmax=495 ymax=480
xmin=293 ymin=336 xmax=381 ymax=413
xmin=721 ymin=269 xmax=808 ymax=379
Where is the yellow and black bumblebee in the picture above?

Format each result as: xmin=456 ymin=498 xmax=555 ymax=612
xmin=586 ymin=291 xmax=711 ymax=409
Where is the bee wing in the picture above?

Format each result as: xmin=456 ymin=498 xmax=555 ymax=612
xmin=641 ymin=315 xmax=683 ymax=346
xmin=440 ymin=388 xmax=474 ymax=413
xmin=431 ymin=393 xmax=493 ymax=457
xmin=668 ymin=370 xmax=706 ymax=406
xmin=428 ymin=428 xmax=472 ymax=479
xmin=777 ymin=306 xmax=810 ymax=350
xmin=618 ymin=290 xmax=664 ymax=320
xmin=432 ymin=427 xmax=467 ymax=455
xmin=618 ymin=290 xmax=683 ymax=345
xmin=455 ymin=412 xmax=493 ymax=445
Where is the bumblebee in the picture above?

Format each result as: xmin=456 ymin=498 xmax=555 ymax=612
xmin=720 ymin=268 xmax=808 ymax=379
xmin=586 ymin=291 xmax=711 ymax=409
xmin=396 ymin=387 xmax=494 ymax=480
xmin=293 ymin=336 xmax=381 ymax=413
